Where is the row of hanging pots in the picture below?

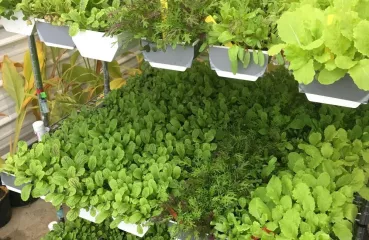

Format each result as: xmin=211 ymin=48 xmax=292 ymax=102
xmin=2 ymin=12 xmax=368 ymax=109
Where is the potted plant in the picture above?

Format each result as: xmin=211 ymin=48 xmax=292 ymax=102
xmin=17 ymin=0 xmax=75 ymax=49
xmin=0 ymin=0 xmax=35 ymax=35
xmin=61 ymin=1 xmax=137 ymax=62
xmin=203 ymin=0 xmax=289 ymax=81
xmin=107 ymin=0 xmax=215 ymax=71
xmin=0 ymin=185 xmax=11 ymax=228
xmin=269 ymin=1 xmax=369 ymax=108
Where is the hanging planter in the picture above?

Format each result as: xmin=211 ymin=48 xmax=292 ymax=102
xmin=0 ymin=186 xmax=12 ymax=228
xmin=72 ymin=31 xmax=138 ymax=62
xmin=299 ymin=75 xmax=369 ymax=108
xmin=209 ymin=46 xmax=268 ymax=81
xmin=36 ymin=20 xmax=75 ymax=49
xmin=79 ymin=208 xmax=150 ymax=237
xmin=141 ymin=39 xmax=199 ymax=72
xmin=0 ymin=11 xmax=35 ymax=36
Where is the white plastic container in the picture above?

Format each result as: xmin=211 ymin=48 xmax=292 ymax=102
xmin=32 ymin=121 xmax=47 ymax=142
xmin=79 ymin=208 xmax=150 ymax=237
xmin=36 ymin=20 xmax=75 ymax=49
xmin=0 ymin=11 xmax=35 ymax=36
xmin=209 ymin=46 xmax=268 ymax=81
xmin=48 ymin=221 xmax=58 ymax=231
xmin=72 ymin=30 xmax=138 ymax=62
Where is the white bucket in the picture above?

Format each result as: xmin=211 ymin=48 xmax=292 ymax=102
xmin=48 ymin=221 xmax=58 ymax=231
xmin=32 ymin=121 xmax=47 ymax=142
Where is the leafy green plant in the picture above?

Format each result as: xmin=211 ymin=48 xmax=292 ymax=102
xmin=212 ymin=125 xmax=369 ymax=239
xmin=107 ymin=0 xmax=217 ymax=50
xmin=60 ymin=0 xmax=122 ymax=36
xmin=269 ymin=1 xmax=369 ymax=89
xmin=204 ymin=0 xmax=293 ymax=73
xmin=0 ymin=0 xmax=21 ymax=19
xmin=17 ymin=0 xmax=74 ymax=25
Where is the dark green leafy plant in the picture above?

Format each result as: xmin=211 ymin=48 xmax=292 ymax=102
xmin=107 ymin=0 xmax=218 ymax=50
xmin=0 ymin=0 xmax=21 ymax=19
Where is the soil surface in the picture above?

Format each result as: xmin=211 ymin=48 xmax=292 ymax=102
xmin=0 ymin=199 xmax=57 ymax=240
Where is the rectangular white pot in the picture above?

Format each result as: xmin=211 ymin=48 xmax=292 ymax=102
xmin=141 ymin=39 xmax=199 ymax=72
xmin=36 ymin=20 xmax=75 ymax=49
xmin=79 ymin=208 xmax=150 ymax=237
xmin=72 ymin=30 xmax=138 ymax=62
xmin=209 ymin=46 xmax=268 ymax=81
xmin=0 ymin=11 xmax=35 ymax=36
xmin=299 ymin=75 xmax=369 ymax=108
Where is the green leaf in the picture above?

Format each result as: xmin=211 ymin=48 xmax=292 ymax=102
xmin=335 ymin=56 xmax=358 ymax=69
xmin=243 ymin=51 xmax=251 ymax=68
xmin=293 ymin=59 xmax=315 ymax=85
xmin=309 ymin=132 xmax=322 ymax=146
xmin=333 ymin=220 xmax=352 ymax=240
xmin=96 ymin=211 xmax=110 ymax=224
xmin=277 ymin=11 xmax=306 ymax=45
xmin=317 ymin=172 xmax=331 ymax=188
xmin=321 ymin=143 xmax=333 ymax=158
xmin=359 ymin=186 xmax=369 ymax=201
xmin=21 ymin=184 xmax=32 ymax=201
xmin=317 ymin=68 xmax=346 ymax=85
xmin=324 ymin=125 xmax=337 ymax=141
xmin=280 ymin=195 xmax=292 ymax=210
xmin=218 ymin=31 xmax=235 ymax=43
xmin=88 ymin=156 xmax=97 ymax=170
xmin=128 ymin=212 xmax=142 ymax=224
xmin=66 ymin=208 xmax=80 ymax=221
xmin=279 ymin=208 xmax=301 ymax=239
xmin=175 ymin=142 xmax=185 ymax=158
xmin=228 ymin=45 xmax=240 ymax=74
xmin=258 ymin=51 xmax=265 ymax=67
xmin=239 ymin=197 xmax=247 ymax=209
xmin=313 ymin=186 xmax=332 ymax=212
xmin=349 ymin=59 xmax=369 ymax=90
xmin=344 ymin=204 xmax=358 ymax=223
xmin=354 ymin=20 xmax=369 ymax=57
xmin=268 ymin=44 xmax=286 ymax=56
xmin=300 ymin=232 xmax=315 ymax=240
xmin=248 ymin=197 xmax=271 ymax=222
xmin=253 ymin=50 xmax=259 ymax=65
xmin=266 ymin=176 xmax=282 ymax=204
xmin=133 ymin=168 xmax=142 ymax=180
xmin=172 ymin=166 xmax=181 ymax=179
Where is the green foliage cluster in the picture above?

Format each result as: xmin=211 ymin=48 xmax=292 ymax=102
xmin=42 ymin=218 xmax=171 ymax=240
xmin=204 ymin=0 xmax=296 ymax=73
xmin=106 ymin=0 xmax=218 ymax=50
xmin=61 ymin=0 xmax=122 ymax=36
xmin=0 ymin=0 xmax=20 ymax=19
xmin=213 ymin=125 xmax=369 ymax=239
xmin=269 ymin=0 xmax=369 ymax=90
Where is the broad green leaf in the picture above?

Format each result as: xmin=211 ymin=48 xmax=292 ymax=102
xmin=321 ymin=143 xmax=333 ymax=158
xmin=317 ymin=68 xmax=346 ymax=85
xmin=359 ymin=186 xmax=369 ymax=201
xmin=228 ymin=45 xmax=240 ymax=74
xmin=248 ymin=197 xmax=271 ymax=222
xmin=96 ymin=211 xmax=110 ymax=224
xmin=172 ymin=166 xmax=181 ymax=179
xmin=313 ymin=186 xmax=332 ymax=212
xmin=344 ymin=203 xmax=358 ymax=222
xmin=317 ymin=172 xmax=331 ymax=188
xmin=258 ymin=51 xmax=265 ymax=67
xmin=133 ymin=168 xmax=142 ymax=180
xmin=128 ymin=212 xmax=142 ymax=224
xmin=243 ymin=51 xmax=251 ymax=68
xmin=268 ymin=44 xmax=286 ymax=56
xmin=66 ymin=208 xmax=80 ymax=221
xmin=280 ymin=195 xmax=292 ymax=210
xmin=277 ymin=11 xmax=306 ymax=46
xmin=354 ymin=20 xmax=369 ymax=57
xmin=308 ymin=132 xmax=322 ymax=146
xmin=324 ymin=125 xmax=337 ymax=141
xmin=218 ymin=31 xmax=235 ymax=43
xmin=349 ymin=59 xmax=369 ymax=90
xmin=21 ymin=184 xmax=32 ymax=201
xmin=333 ymin=220 xmax=352 ymax=240
xmin=335 ymin=56 xmax=358 ymax=69
xmin=293 ymin=59 xmax=315 ymax=85
xmin=279 ymin=208 xmax=301 ymax=239
xmin=300 ymin=232 xmax=315 ymax=240
xmin=266 ymin=176 xmax=282 ymax=204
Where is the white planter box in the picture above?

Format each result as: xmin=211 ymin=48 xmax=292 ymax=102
xmin=79 ymin=208 xmax=150 ymax=237
xmin=0 ymin=11 xmax=35 ymax=36
xmin=36 ymin=20 xmax=75 ymax=49
xmin=72 ymin=30 xmax=138 ymax=62
xmin=299 ymin=75 xmax=369 ymax=108
xmin=209 ymin=46 xmax=268 ymax=81
xmin=141 ymin=39 xmax=199 ymax=71
xmin=1 ymin=172 xmax=24 ymax=193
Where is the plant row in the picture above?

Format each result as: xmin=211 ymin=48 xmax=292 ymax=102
xmin=0 ymin=0 xmax=368 ymax=89
xmin=2 ymin=62 xmax=369 ymax=239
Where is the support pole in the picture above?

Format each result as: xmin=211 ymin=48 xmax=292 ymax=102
xmin=102 ymin=61 xmax=110 ymax=96
xmin=28 ymin=34 xmax=49 ymax=127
